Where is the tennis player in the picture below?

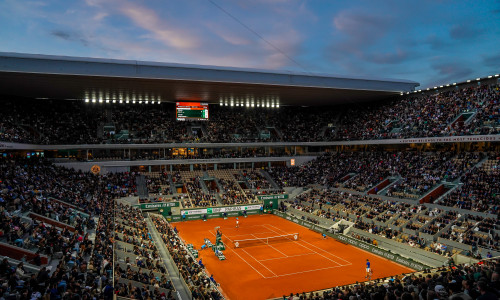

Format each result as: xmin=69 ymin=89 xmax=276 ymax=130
xmin=235 ymin=217 xmax=239 ymax=228
xmin=365 ymin=259 xmax=371 ymax=279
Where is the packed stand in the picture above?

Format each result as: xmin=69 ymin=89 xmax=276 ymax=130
xmin=0 ymin=156 xmax=139 ymax=299
xmin=151 ymin=216 xmax=222 ymax=299
xmin=439 ymin=152 xmax=499 ymax=215
xmin=185 ymin=177 xmax=217 ymax=207
xmin=113 ymin=204 xmax=175 ymax=299
xmin=0 ymin=82 xmax=497 ymax=145
xmin=282 ymin=258 xmax=500 ymax=300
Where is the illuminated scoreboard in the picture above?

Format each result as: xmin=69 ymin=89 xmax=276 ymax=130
xmin=176 ymin=102 xmax=209 ymax=121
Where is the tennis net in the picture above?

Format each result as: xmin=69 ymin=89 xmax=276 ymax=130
xmin=233 ymin=233 xmax=299 ymax=248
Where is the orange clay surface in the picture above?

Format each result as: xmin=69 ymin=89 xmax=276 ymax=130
xmin=174 ymin=214 xmax=414 ymax=300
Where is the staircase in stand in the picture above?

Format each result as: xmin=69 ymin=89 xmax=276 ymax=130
xmin=259 ymin=169 xmax=281 ymax=190
xmin=136 ymin=175 xmax=149 ymax=198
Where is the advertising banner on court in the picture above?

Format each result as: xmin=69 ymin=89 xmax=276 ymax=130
xmin=137 ymin=202 xmax=179 ymax=210
xmin=208 ymin=205 xmax=261 ymax=214
xmin=183 ymin=208 xmax=207 ymax=215
xmin=257 ymin=194 xmax=288 ymax=201
xmin=182 ymin=204 xmax=262 ymax=216
xmin=333 ymin=234 xmax=428 ymax=271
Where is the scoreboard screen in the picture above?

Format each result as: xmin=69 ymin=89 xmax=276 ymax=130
xmin=176 ymin=102 xmax=209 ymax=121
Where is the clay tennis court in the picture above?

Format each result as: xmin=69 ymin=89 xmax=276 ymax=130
xmin=174 ymin=214 xmax=414 ymax=300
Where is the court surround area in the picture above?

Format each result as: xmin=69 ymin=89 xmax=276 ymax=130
xmin=174 ymin=214 xmax=414 ymax=300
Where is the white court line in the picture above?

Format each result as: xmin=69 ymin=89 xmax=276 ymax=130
xmin=267 ymin=222 xmax=352 ymax=265
xmin=298 ymin=238 xmax=352 ymax=265
xmin=263 ymin=224 xmax=343 ymax=266
xmin=220 ymin=224 xmax=271 ymax=230
xmin=273 ymin=264 xmax=346 ymax=278
xmin=208 ymin=224 xmax=355 ymax=279
xmin=225 ymin=231 xmax=276 ymax=238
xmin=260 ymin=252 xmax=316 ymax=262
xmin=241 ymin=248 xmax=278 ymax=277
xmin=265 ymin=223 xmax=352 ymax=265
xmin=250 ymin=233 xmax=289 ymax=258
xmin=209 ymin=230 xmax=267 ymax=278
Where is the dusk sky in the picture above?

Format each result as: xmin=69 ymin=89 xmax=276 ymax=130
xmin=1 ymin=0 xmax=499 ymax=88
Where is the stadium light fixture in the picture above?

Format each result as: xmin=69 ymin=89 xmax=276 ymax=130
xmin=439 ymin=85 xmax=443 ymax=88
xmin=145 ymin=100 xmax=149 ymax=104
xmin=488 ymin=76 xmax=493 ymax=78
xmin=276 ymin=103 xmax=280 ymax=108
xmin=452 ymin=83 xmax=457 ymax=85
xmin=112 ymin=100 xmax=116 ymax=103
xmin=427 ymin=88 xmax=430 ymax=90
xmin=105 ymin=99 xmax=110 ymax=103
xmin=495 ymin=74 xmax=499 ymax=77
xmin=476 ymin=78 xmax=480 ymax=80
xmin=433 ymin=87 xmax=437 ymax=89
xmin=119 ymin=100 xmax=123 ymax=104
xmin=157 ymin=101 xmax=161 ymax=104
xmin=446 ymin=84 xmax=450 ymax=87
xmin=467 ymin=80 xmax=471 ymax=82
xmin=126 ymin=100 xmax=129 ymax=104
xmin=99 ymin=98 xmax=103 ymax=103
xmin=138 ymin=101 xmax=142 ymax=104
xmin=92 ymin=99 xmax=96 ymax=103
xmin=132 ymin=100 xmax=136 ymax=104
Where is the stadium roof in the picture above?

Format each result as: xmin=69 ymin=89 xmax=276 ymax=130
xmin=0 ymin=52 xmax=419 ymax=106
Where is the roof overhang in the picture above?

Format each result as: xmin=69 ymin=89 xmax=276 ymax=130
xmin=0 ymin=52 xmax=419 ymax=106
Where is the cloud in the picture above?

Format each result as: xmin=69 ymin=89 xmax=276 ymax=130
xmin=83 ymin=0 xmax=201 ymax=50
xmin=422 ymin=34 xmax=450 ymax=51
xmin=449 ymin=24 xmax=481 ymax=40
xmin=333 ymin=11 xmax=392 ymax=46
xmin=327 ymin=9 xmax=399 ymax=70
xmin=93 ymin=11 xmax=108 ymax=21
xmin=363 ymin=49 xmax=409 ymax=65
xmin=51 ymin=30 xmax=71 ymax=40
xmin=117 ymin=2 xmax=200 ymax=49
xmin=482 ymin=53 xmax=500 ymax=69
xmin=50 ymin=29 xmax=89 ymax=46
xmin=205 ymin=22 xmax=252 ymax=46
xmin=430 ymin=61 xmax=473 ymax=84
